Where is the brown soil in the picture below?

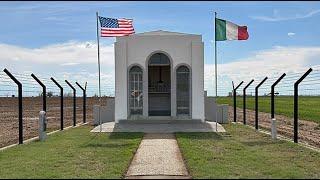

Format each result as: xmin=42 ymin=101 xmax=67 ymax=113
xmin=229 ymin=106 xmax=320 ymax=148
xmin=0 ymin=97 xmax=110 ymax=148
xmin=2 ymin=99 xmax=318 ymax=149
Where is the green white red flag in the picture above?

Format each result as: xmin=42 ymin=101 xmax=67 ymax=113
xmin=215 ymin=18 xmax=249 ymax=41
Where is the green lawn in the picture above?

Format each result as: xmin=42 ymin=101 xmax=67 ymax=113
xmin=0 ymin=126 xmax=143 ymax=179
xmin=216 ymin=96 xmax=320 ymax=124
xmin=176 ymin=124 xmax=320 ymax=179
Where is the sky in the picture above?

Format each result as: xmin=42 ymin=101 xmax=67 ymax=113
xmin=0 ymin=1 xmax=320 ymax=96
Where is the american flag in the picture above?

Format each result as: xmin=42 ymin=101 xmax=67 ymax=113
xmin=99 ymin=16 xmax=135 ymax=37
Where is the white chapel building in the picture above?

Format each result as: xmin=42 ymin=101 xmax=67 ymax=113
xmin=114 ymin=30 xmax=205 ymax=123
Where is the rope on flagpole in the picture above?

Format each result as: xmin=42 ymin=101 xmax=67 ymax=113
xmin=214 ymin=11 xmax=218 ymax=132
xmin=96 ymin=11 xmax=102 ymax=132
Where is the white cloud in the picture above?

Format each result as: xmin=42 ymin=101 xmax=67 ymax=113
xmin=204 ymin=46 xmax=320 ymax=95
xmin=0 ymin=41 xmax=114 ymax=66
xmin=287 ymin=32 xmax=295 ymax=36
xmin=0 ymin=41 xmax=116 ymax=96
xmin=250 ymin=9 xmax=320 ymax=22
xmin=1 ymin=41 xmax=320 ymax=97
xmin=60 ymin=62 xmax=80 ymax=66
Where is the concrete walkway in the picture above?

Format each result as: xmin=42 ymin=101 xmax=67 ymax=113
xmin=125 ymin=133 xmax=191 ymax=179
xmin=91 ymin=121 xmax=225 ymax=133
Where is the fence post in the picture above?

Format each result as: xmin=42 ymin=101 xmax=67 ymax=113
xmin=243 ymin=79 xmax=254 ymax=125
xmin=294 ymin=68 xmax=312 ymax=143
xmin=31 ymin=74 xmax=46 ymax=112
xmin=255 ymin=77 xmax=268 ymax=130
xmin=3 ymin=68 xmax=23 ymax=144
xmin=50 ymin=77 xmax=64 ymax=130
xmin=65 ymin=80 xmax=76 ymax=126
xmin=233 ymin=81 xmax=244 ymax=122
xmin=76 ymin=82 xmax=86 ymax=124
xmin=31 ymin=73 xmax=47 ymax=131
xmin=271 ymin=73 xmax=286 ymax=119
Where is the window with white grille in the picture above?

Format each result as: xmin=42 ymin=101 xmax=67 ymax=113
xmin=129 ymin=66 xmax=143 ymax=115
xmin=176 ymin=66 xmax=190 ymax=115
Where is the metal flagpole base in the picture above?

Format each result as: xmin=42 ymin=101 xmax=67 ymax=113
xmin=99 ymin=99 xmax=102 ymax=132
xmin=215 ymin=109 xmax=218 ymax=132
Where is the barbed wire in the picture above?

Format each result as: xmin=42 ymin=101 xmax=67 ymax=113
xmin=217 ymin=67 xmax=320 ymax=97
xmin=0 ymin=70 xmax=114 ymax=97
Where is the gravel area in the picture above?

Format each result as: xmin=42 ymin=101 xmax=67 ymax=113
xmin=125 ymin=133 xmax=189 ymax=178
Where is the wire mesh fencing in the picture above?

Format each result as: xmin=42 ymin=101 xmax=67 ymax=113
xmin=235 ymin=91 xmax=243 ymax=123
xmin=0 ymin=71 xmax=19 ymax=147
xmin=219 ymin=66 xmax=320 ymax=148
xmin=62 ymin=83 xmax=75 ymax=128
xmin=297 ymin=66 xmax=320 ymax=147
xmin=34 ymin=75 xmax=62 ymax=133
xmin=17 ymin=72 xmax=43 ymax=142
xmin=272 ymin=73 xmax=294 ymax=143
xmin=243 ymin=82 xmax=255 ymax=127
xmin=0 ymin=69 xmax=106 ymax=148
xmin=46 ymin=81 xmax=62 ymax=132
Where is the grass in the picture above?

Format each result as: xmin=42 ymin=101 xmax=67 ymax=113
xmin=176 ymin=124 xmax=320 ymax=179
xmin=216 ymin=96 xmax=320 ymax=124
xmin=0 ymin=126 xmax=143 ymax=179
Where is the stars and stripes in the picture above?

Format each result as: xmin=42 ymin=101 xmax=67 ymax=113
xmin=99 ymin=16 xmax=135 ymax=37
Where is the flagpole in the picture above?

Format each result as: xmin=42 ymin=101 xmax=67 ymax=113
xmin=214 ymin=12 xmax=218 ymax=132
xmin=96 ymin=11 xmax=102 ymax=132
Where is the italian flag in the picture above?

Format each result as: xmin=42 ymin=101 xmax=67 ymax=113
xmin=215 ymin=18 xmax=249 ymax=41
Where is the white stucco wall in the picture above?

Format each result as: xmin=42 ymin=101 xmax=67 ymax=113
xmin=191 ymin=41 xmax=205 ymax=121
xmin=114 ymin=40 xmax=127 ymax=122
xmin=114 ymin=31 xmax=204 ymax=122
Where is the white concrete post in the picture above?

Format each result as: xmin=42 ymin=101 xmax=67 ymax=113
xmin=39 ymin=111 xmax=47 ymax=141
xmin=271 ymin=118 xmax=277 ymax=140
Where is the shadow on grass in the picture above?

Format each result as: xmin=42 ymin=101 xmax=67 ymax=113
xmin=143 ymin=134 xmax=177 ymax=140
xmin=176 ymin=132 xmax=224 ymax=140
xmin=90 ymin=132 xmax=143 ymax=139
xmin=108 ymin=132 xmax=143 ymax=140
xmin=240 ymin=140 xmax=286 ymax=147
xmin=78 ymin=132 xmax=143 ymax=149
xmin=81 ymin=142 xmax=136 ymax=148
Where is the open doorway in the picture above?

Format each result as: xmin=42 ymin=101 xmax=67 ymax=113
xmin=148 ymin=53 xmax=171 ymax=116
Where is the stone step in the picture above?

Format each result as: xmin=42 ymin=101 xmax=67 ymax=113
xmin=125 ymin=175 xmax=192 ymax=179
xmin=118 ymin=119 xmax=203 ymax=124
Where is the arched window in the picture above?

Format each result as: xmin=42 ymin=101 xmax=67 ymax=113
xmin=148 ymin=53 xmax=170 ymax=65
xmin=176 ymin=66 xmax=190 ymax=116
xmin=129 ymin=66 xmax=143 ymax=115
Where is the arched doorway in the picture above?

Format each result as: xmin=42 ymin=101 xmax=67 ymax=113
xmin=148 ymin=53 xmax=171 ymax=116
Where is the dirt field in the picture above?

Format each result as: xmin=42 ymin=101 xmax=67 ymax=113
xmin=0 ymin=96 xmax=110 ymax=148
xmin=2 ymin=97 xmax=318 ymax=149
xmin=229 ymin=106 xmax=320 ymax=148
